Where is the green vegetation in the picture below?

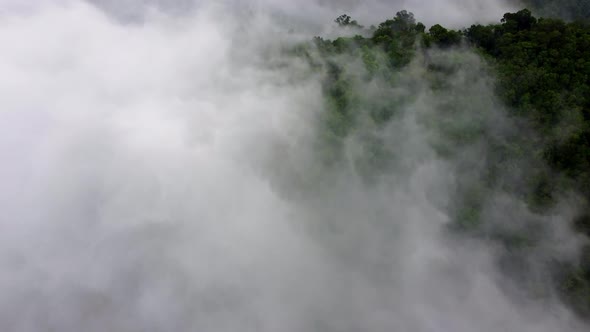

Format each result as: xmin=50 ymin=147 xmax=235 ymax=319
xmin=466 ymin=8 xmax=590 ymax=209
xmin=296 ymin=7 xmax=590 ymax=320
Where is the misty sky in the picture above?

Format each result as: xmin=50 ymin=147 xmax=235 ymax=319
xmin=77 ymin=0 xmax=519 ymax=27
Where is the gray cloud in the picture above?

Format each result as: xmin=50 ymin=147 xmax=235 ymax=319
xmin=83 ymin=0 xmax=519 ymax=27
xmin=0 ymin=1 xmax=586 ymax=331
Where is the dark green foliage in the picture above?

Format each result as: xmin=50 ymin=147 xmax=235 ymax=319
xmin=501 ymin=8 xmax=537 ymax=32
xmin=302 ymin=8 xmax=590 ymax=318
xmin=335 ymin=14 xmax=363 ymax=28
xmin=370 ymin=11 xmax=424 ymax=68
xmin=465 ymin=10 xmax=590 ymax=203
xmin=465 ymin=24 xmax=499 ymax=54
xmin=310 ymin=11 xmax=426 ymax=155
xmin=462 ymin=10 xmax=590 ymax=315
xmin=574 ymin=215 xmax=590 ymax=236
xmin=428 ymin=24 xmax=462 ymax=48
xmin=372 ymin=10 xmax=417 ymax=37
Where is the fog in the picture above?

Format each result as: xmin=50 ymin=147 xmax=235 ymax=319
xmin=0 ymin=1 xmax=587 ymax=331
xmin=83 ymin=0 xmax=518 ymax=27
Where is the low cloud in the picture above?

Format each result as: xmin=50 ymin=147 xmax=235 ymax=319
xmin=0 ymin=1 xmax=585 ymax=331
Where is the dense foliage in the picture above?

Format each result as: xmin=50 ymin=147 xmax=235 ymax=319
xmin=466 ymin=9 xmax=590 ymax=315
xmin=299 ymin=7 xmax=590 ymax=319
xmin=466 ymin=9 xmax=590 ymax=210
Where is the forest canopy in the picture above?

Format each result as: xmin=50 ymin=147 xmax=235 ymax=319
xmin=301 ymin=6 xmax=590 ymax=320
